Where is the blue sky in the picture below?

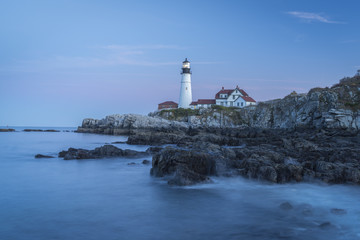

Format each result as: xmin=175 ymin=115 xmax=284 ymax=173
xmin=1 ymin=0 xmax=359 ymax=126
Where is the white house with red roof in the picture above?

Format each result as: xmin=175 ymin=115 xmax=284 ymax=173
xmin=215 ymin=86 xmax=256 ymax=108
xmin=190 ymin=86 xmax=256 ymax=109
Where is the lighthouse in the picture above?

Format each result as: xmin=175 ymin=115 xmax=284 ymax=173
xmin=178 ymin=58 xmax=192 ymax=108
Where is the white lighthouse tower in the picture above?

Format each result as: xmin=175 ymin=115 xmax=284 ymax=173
xmin=178 ymin=58 xmax=192 ymax=108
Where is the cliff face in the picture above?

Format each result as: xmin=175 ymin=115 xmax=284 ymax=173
xmin=78 ymin=114 xmax=189 ymax=135
xmin=241 ymin=76 xmax=360 ymax=130
xmin=78 ymin=76 xmax=360 ymax=133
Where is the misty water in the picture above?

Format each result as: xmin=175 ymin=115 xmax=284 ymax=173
xmin=1 ymin=128 xmax=360 ymax=240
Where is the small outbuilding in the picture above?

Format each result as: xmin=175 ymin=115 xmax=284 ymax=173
xmin=158 ymin=101 xmax=178 ymax=110
xmin=190 ymin=99 xmax=216 ymax=109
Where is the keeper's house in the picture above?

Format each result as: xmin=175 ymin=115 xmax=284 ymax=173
xmin=215 ymin=86 xmax=256 ymax=108
xmin=190 ymin=86 xmax=256 ymax=109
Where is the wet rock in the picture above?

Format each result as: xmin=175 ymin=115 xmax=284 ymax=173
xmin=142 ymin=160 xmax=151 ymax=165
xmin=150 ymin=147 xmax=217 ymax=186
xmin=146 ymin=146 xmax=163 ymax=154
xmin=24 ymin=129 xmax=59 ymax=132
xmin=0 ymin=128 xmax=15 ymax=132
xmin=319 ymin=222 xmax=333 ymax=229
xmin=58 ymin=145 xmax=149 ymax=160
xmin=35 ymin=154 xmax=55 ymax=158
xmin=330 ymin=208 xmax=347 ymax=215
xmin=280 ymin=202 xmax=293 ymax=210
xmin=111 ymin=141 xmax=126 ymax=144
xmin=168 ymin=167 xmax=213 ymax=186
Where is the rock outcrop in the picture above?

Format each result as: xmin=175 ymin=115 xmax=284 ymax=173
xmin=240 ymin=77 xmax=360 ymax=130
xmin=77 ymin=114 xmax=189 ymax=135
xmin=58 ymin=145 xmax=149 ymax=160
xmin=24 ymin=129 xmax=60 ymax=132
xmin=0 ymin=129 xmax=15 ymax=132
xmin=150 ymin=145 xmax=218 ymax=186
xmin=35 ymin=154 xmax=55 ymax=158
xmin=77 ymin=76 xmax=360 ymax=134
xmin=150 ymin=129 xmax=360 ymax=185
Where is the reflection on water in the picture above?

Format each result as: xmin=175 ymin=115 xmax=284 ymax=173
xmin=0 ymin=129 xmax=359 ymax=240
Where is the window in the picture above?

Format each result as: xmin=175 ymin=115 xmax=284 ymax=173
xmin=241 ymin=102 xmax=243 ymax=106
xmin=237 ymin=103 xmax=239 ymax=106
xmin=186 ymin=87 xmax=188 ymax=90
xmin=233 ymin=95 xmax=235 ymax=99
xmin=230 ymin=102 xmax=233 ymax=106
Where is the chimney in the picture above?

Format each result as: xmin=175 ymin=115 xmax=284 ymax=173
xmin=222 ymin=86 xmax=224 ymax=90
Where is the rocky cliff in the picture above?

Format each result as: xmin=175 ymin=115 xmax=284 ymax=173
xmin=241 ymin=76 xmax=360 ymax=129
xmin=77 ymin=113 xmax=189 ymax=135
xmin=78 ymin=76 xmax=360 ymax=133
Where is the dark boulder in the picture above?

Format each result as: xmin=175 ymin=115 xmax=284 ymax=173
xmin=150 ymin=147 xmax=217 ymax=186
xmin=0 ymin=128 xmax=15 ymax=132
xmin=142 ymin=160 xmax=151 ymax=165
xmin=35 ymin=154 xmax=55 ymax=158
xmin=58 ymin=145 xmax=149 ymax=160
xmin=279 ymin=202 xmax=293 ymax=210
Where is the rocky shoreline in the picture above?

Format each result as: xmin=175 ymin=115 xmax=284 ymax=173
xmin=73 ymin=76 xmax=360 ymax=186
xmin=67 ymin=126 xmax=360 ymax=186
xmin=149 ymin=128 xmax=360 ymax=185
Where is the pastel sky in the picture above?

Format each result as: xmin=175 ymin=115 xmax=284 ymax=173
xmin=1 ymin=0 xmax=359 ymax=126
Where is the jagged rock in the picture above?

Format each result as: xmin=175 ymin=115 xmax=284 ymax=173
xmin=58 ymin=145 xmax=149 ymax=160
xmin=150 ymin=147 xmax=217 ymax=186
xmin=148 ymin=128 xmax=360 ymax=186
xmin=146 ymin=146 xmax=163 ymax=154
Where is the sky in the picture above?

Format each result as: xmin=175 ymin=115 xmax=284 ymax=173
xmin=1 ymin=0 xmax=359 ymax=126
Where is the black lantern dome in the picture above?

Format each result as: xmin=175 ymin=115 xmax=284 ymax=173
xmin=181 ymin=58 xmax=191 ymax=74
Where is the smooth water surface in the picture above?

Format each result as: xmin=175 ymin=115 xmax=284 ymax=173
xmin=0 ymin=129 xmax=359 ymax=240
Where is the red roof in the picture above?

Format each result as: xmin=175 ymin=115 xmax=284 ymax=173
xmin=215 ymin=89 xmax=234 ymax=99
xmin=158 ymin=101 xmax=178 ymax=106
xmin=191 ymin=99 xmax=216 ymax=105
xmin=238 ymin=88 xmax=249 ymax=96
xmin=215 ymin=86 xmax=250 ymax=99
xmin=240 ymin=96 xmax=256 ymax=103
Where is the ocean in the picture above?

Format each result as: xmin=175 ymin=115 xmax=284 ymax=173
xmin=1 ymin=127 xmax=359 ymax=240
